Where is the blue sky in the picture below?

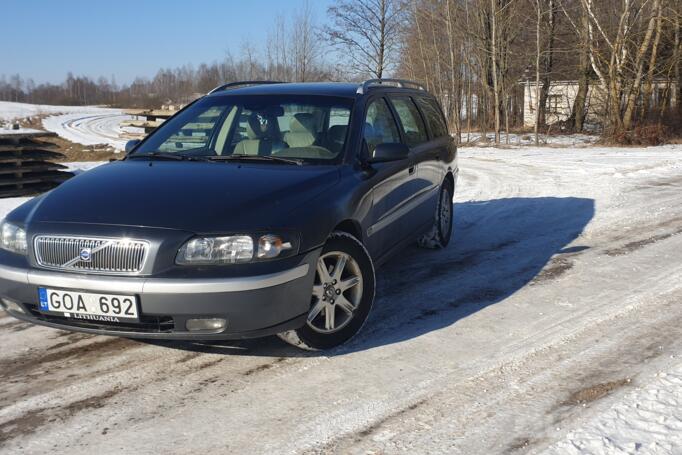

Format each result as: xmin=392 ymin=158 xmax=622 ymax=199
xmin=1 ymin=0 xmax=334 ymax=84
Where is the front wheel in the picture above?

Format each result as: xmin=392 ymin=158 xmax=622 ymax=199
xmin=418 ymin=181 xmax=454 ymax=249
xmin=278 ymin=232 xmax=375 ymax=350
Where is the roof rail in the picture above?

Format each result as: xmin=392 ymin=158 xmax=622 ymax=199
xmin=208 ymin=81 xmax=284 ymax=94
xmin=356 ymin=78 xmax=426 ymax=94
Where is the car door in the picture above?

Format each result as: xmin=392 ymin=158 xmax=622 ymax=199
xmin=387 ymin=95 xmax=437 ymax=237
xmin=362 ymin=97 xmax=415 ymax=258
xmin=414 ymin=96 xmax=450 ymax=195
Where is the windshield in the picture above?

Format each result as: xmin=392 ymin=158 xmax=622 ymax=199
xmin=132 ymin=95 xmax=353 ymax=164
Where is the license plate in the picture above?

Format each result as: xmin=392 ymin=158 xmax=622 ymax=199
xmin=38 ymin=288 xmax=139 ymax=323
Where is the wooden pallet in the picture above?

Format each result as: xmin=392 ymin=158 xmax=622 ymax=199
xmin=0 ymin=132 xmax=74 ymax=198
xmin=123 ymin=109 xmax=177 ymax=119
xmin=120 ymin=120 xmax=164 ymax=129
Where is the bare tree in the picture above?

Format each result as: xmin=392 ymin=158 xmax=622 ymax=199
xmin=266 ymin=17 xmax=292 ymax=81
xmin=291 ymin=1 xmax=323 ymax=82
xmin=324 ymin=0 xmax=405 ymax=78
xmin=533 ymin=0 xmax=542 ymax=145
xmin=621 ymin=0 xmax=661 ymax=130
xmin=673 ymin=8 xmax=682 ymax=119
xmin=577 ymin=0 xmax=664 ymax=134
xmin=563 ymin=0 xmax=591 ymax=132
xmin=537 ymin=0 xmax=558 ymax=126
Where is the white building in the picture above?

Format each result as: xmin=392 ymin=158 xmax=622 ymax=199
xmin=521 ymin=80 xmax=679 ymax=128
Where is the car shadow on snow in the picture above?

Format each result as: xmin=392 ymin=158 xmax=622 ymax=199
xmin=149 ymin=196 xmax=594 ymax=357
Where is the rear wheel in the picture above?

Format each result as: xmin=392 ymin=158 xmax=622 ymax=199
xmin=278 ymin=232 xmax=375 ymax=350
xmin=418 ymin=181 xmax=454 ymax=249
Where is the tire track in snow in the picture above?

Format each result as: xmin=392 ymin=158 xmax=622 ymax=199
xmin=42 ymin=111 xmax=139 ymax=150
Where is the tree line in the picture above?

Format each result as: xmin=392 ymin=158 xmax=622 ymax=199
xmin=2 ymin=0 xmax=681 ymax=142
xmin=401 ymin=0 xmax=682 ymax=143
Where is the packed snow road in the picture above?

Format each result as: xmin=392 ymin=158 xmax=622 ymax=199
xmin=1 ymin=146 xmax=681 ymax=454
xmin=41 ymin=111 xmax=133 ymax=150
xmin=0 ymin=101 xmax=136 ymax=150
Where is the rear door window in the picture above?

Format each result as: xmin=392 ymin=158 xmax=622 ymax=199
xmin=389 ymin=96 xmax=428 ymax=147
xmin=415 ymin=97 xmax=449 ymax=139
xmin=363 ymin=99 xmax=400 ymax=154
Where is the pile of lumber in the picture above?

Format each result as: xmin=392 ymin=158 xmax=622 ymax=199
xmin=0 ymin=131 xmax=74 ymax=198
xmin=120 ymin=109 xmax=177 ymax=138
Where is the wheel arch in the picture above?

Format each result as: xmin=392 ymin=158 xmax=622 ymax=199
xmin=332 ymin=219 xmax=364 ymax=244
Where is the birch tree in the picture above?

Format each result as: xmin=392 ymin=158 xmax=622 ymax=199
xmin=324 ymin=0 xmax=405 ymax=79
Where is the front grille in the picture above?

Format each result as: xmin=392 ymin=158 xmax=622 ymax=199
xmin=34 ymin=236 xmax=149 ymax=274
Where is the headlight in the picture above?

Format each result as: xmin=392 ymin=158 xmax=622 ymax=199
xmin=176 ymin=234 xmax=296 ymax=265
xmin=0 ymin=221 xmax=27 ymax=255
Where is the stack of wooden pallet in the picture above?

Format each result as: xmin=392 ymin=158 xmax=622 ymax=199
xmin=0 ymin=131 xmax=74 ymax=198
xmin=120 ymin=109 xmax=177 ymax=139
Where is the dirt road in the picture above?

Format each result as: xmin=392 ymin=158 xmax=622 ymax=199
xmin=1 ymin=146 xmax=681 ymax=454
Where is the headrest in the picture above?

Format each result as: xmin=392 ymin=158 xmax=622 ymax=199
xmin=246 ymin=113 xmax=263 ymax=139
xmin=290 ymin=113 xmax=316 ymax=134
xmin=328 ymin=125 xmax=347 ymax=142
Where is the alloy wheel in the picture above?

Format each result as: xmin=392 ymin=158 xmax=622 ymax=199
xmin=307 ymin=251 xmax=363 ymax=333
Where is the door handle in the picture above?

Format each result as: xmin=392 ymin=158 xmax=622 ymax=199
xmin=408 ymin=165 xmax=416 ymax=175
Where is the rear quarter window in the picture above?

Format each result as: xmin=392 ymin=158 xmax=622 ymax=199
xmin=415 ymin=97 xmax=449 ymax=139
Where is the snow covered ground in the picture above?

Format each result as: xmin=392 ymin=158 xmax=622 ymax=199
xmin=0 ymin=101 xmax=115 ymax=122
xmin=546 ymin=362 xmax=682 ymax=454
xmin=41 ymin=112 xmax=134 ymax=150
xmin=0 ymin=145 xmax=681 ymax=454
xmin=0 ymin=101 xmax=139 ymax=150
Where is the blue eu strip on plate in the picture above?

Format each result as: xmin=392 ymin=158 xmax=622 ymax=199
xmin=38 ymin=288 xmax=49 ymax=311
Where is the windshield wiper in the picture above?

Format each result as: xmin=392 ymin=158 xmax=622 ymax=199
xmin=208 ymin=154 xmax=303 ymax=165
xmin=127 ymin=151 xmax=210 ymax=162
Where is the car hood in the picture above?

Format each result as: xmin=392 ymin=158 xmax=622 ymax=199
xmin=21 ymin=160 xmax=340 ymax=233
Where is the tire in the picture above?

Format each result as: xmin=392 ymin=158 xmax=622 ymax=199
xmin=417 ymin=180 xmax=454 ymax=249
xmin=278 ymin=231 xmax=376 ymax=350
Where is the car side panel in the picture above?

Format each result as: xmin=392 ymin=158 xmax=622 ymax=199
xmin=363 ymin=160 xmax=416 ymax=257
xmin=354 ymin=95 xmax=415 ymax=258
xmin=290 ymin=89 xmax=458 ymax=264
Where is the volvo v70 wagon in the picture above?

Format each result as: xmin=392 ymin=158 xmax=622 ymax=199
xmin=0 ymin=79 xmax=458 ymax=350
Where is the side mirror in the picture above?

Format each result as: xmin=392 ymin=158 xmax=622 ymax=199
xmin=124 ymin=139 xmax=141 ymax=154
xmin=368 ymin=143 xmax=409 ymax=163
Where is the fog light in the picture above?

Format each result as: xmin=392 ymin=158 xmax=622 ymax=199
xmin=186 ymin=318 xmax=227 ymax=332
xmin=1 ymin=298 xmax=25 ymax=314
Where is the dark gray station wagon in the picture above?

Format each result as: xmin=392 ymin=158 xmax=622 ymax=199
xmin=0 ymin=79 xmax=458 ymax=350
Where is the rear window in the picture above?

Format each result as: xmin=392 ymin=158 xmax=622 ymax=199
xmin=415 ymin=97 xmax=448 ymax=138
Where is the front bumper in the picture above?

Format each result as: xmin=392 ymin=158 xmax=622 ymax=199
xmin=0 ymin=250 xmax=319 ymax=340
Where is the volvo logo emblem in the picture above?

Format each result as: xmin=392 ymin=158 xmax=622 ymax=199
xmin=79 ymin=248 xmax=92 ymax=262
